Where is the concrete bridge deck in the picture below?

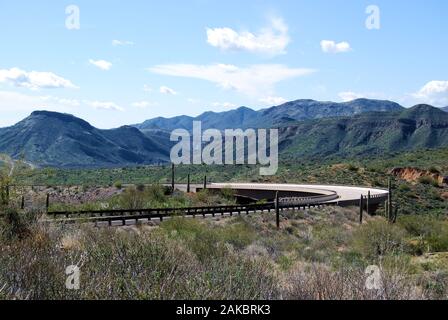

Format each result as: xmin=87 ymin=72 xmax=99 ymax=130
xmin=174 ymin=182 xmax=389 ymax=207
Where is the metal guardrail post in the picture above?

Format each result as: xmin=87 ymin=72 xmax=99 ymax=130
xmin=275 ymin=191 xmax=280 ymax=229
xmin=359 ymin=195 xmax=364 ymax=224
xmin=187 ymin=173 xmax=190 ymax=193
xmin=171 ymin=163 xmax=175 ymax=193
xmin=366 ymin=191 xmax=370 ymax=215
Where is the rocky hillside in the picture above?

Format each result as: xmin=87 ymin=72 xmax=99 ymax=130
xmin=279 ymin=104 xmax=448 ymax=158
xmin=134 ymin=98 xmax=404 ymax=131
xmin=0 ymin=111 xmax=170 ymax=168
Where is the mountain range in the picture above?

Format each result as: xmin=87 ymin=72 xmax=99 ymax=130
xmin=0 ymin=99 xmax=447 ymax=168
xmin=134 ymin=98 xmax=403 ymax=132
xmin=279 ymin=104 xmax=448 ymax=158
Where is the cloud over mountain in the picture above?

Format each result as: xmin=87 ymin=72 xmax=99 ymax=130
xmin=206 ymin=17 xmax=290 ymax=55
xmin=149 ymin=63 xmax=315 ymax=98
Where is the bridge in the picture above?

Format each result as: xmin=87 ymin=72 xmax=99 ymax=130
xmin=45 ymin=183 xmax=389 ymax=226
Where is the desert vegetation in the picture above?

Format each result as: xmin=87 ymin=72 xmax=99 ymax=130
xmin=0 ymin=150 xmax=447 ymax=300
xmin=1 ymin=204 xmax=447 ymax=300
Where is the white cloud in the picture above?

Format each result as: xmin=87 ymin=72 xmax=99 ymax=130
xmin=0 ymin=91 xmax=80 ymax=112
xmin=131 ymin=101 xmax=156 ymax=109
xmin=149 ymin=63 xmax=315 ymax=98
xmin=159 ymin=86 xmax=178 ymax=95
xmin=87 ymin=101 xmax=124 ymax=111
xmin=320 ymin=40 xmax=352 ymax=53
xmin=0 ymin=67 xmax=77 ymax=90
xmin=112 ymin=40 xmax=134 ymax=46
xmin=211 ymin=102 xmax=236 ymax=109
xmin=0 ymin=91 xmax=80 ymax=126
xmin=259 ymin=96 xmax=288 ymax=106
xmin=206 ymin=17 xmax=290 ymax=55
xmin=41 ymin=96 xmax=80 ymax=107
xmin=89 ymin=59 xmax=112 ymax=71
xmin=412 ymin=81 xmax=448 ymax=106
xmin=338 ymin=91 xmax=365 ymax=102
xmin=143 ymin=84 xmax=153 ymax=92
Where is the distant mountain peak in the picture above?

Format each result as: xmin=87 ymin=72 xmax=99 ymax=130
xmin=0 ymin=110 xmax=169 ymax=168
xmin=28 ymin=110 xmax=93 ymax=129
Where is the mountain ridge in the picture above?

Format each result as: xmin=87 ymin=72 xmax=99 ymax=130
xmin=278 ymin=104 xmax=448 ymax=158
xmin=0 ymin=99 xmax=446 ymax=169
xmin=0 ymin=111 xmax=170 ymax=168
xmin=134 ymin=98 xmax=404 ymax=132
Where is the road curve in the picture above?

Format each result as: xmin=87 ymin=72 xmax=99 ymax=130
xmin=198 ymin=183 xmax=389 ymax=204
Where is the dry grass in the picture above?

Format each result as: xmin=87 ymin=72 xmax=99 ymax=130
xmin=0 ymin=206 xmax=447 ymax=300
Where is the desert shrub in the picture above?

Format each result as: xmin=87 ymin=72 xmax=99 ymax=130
xmin=218 ymin=218 xmax=257 ymax=250
xmin=285 ymin=260 xmax=422 ymax=300
xmin=220 ymin=187 xmax=235 ymax=201
xmin=119 ymin=186 xmax=145 ymax=209
xmin=352 ymin=219 xmax=408 ymax=260
xmin=398 ymin=215 xmax=448 ymax=253
xmin=0 ymin=223 xmax=278 ymax=300
xmin=145 ymin=184 xmax=166 ymax=203
xmin=113 ymin=181 xmax=122 ymax=189
xmin=161 ymin=217 xmax=222 ymax=262
xmin=398 ymin=184 xmax=411 ymax=192
xmin=428 ymin=166 xmax=440 ymax=174
xmin=194 ymin=189 xmax=212 ymax=205
xmin=418 ymin=176 xmax=438 ymax=187
xmin=0 ymin=208 xmax=37 ymax=241
xmin=418 ymin=271 xmax=448 ymax=300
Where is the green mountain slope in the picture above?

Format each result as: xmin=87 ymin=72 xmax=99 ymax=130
xmin=279 ymin=105 xmax=448 ymax=158
xmin=134 ymin=99 xmax=404 ymax=131
xmin=0 ymin=111 xmax=170 ymax=168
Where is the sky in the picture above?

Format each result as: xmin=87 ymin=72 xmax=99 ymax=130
xmin=0 ymin=0 xmax=447 ymax=128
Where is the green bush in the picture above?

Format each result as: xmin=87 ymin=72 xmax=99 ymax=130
xmin=398 ymin=215 xmax=448 ymax=253
xmin=119 ymin=186 xmax=145 ymax=209
xmin=352 ymin=219 xmax=408 ymax=260
xmin=418 ymin=176 xmax=438 ymax=187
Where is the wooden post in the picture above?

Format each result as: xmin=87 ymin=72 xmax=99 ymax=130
xmin=359 ymin=195 xmax=364 ymax=224
xmin=388 ymin=178 xmax=393 ymax=222
xmin=21 ymin=196 xmax=25 ymax=209
xmin=171 ymin=163 xmax=175 ymax=193
xmin=187 ymin=173 xmax=190 ymax=193
xmin=203 ymin=175 xmax=207 ymax=190
xmin=367 ymin=191 xmax=371 ymax=215
xmin=5 ymin=185 xmax=9 ymax=205
xmin=275 ymin=191 xmax=280 ymax=229
xmin=393 ymin=207 xmax=398 ymax=224
xmin=384 ymin=200 xmax=388 ymax=219
xmin=46 ymin=193 xmax=50 ymax=212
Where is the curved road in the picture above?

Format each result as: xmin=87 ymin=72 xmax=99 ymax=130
xmin=208 ymin=183 xmax=388 ymax=202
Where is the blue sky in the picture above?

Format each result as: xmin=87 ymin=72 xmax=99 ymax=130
xmin=0 ymin=0 xmax=447 ymax=128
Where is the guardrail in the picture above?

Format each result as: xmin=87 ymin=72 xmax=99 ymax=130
xmin=46 ymin=200 xmax=337 ymax=225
